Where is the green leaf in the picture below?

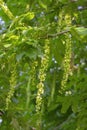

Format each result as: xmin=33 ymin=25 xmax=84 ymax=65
xmin=7 ymin=35 xmax=19 ymax=41
xmin=4 ymin=44 xmax=12 ymax=48
xmin=61 ymin=97 xmax=71 ymax=113
xmin=72 ymin=95 xmax=79 ymax=113
xmin=24 ymin=12 xmax=35 ymax=20
xmin=75 ymin=27 xmax=87 ymax=36
xmin=16 ymin=52 xmax=25 ymax=61
xmin=57 ymin=96 xmax=71 ymax=113
xmin=38 ymin=0 xmax=47 ymax=10
xmin=70 ymin=27 xmax=87 ymax=40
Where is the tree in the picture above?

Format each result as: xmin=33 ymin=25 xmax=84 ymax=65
xmin=0 ymin=0 xmax=87 ymax=130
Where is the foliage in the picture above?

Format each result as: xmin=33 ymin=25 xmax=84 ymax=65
xmin=0 ymin=0 xmax=87 ymax=130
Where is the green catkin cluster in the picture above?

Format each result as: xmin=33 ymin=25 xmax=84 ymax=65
xmin=36 ymin=39 xmax=50 ymax=113
xmin=60 ymin=13 xmax=72 ymax=92
xmin=30 ymin=61 xmax=38 ymax=87
xmin=6 ymin=61 xmax=17 ymax=110
xmin=61 ymin=34 xmax=72 ymax=91
xmin=26 ymin=60 xmax=38 ymax=109
xmin=0 ymin=0 xmax=14 ymax=19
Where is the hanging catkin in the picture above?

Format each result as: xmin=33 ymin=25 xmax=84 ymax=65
xmin=6 ymin=55 xmax=17 ymax=110
xmin=60 ymin=13 xmax=72 ymax=92
xmin=26 ymin=60 xmax=38 ymax=109
xmin=61 ymin=35 xmax=72 ymax=91
xmin=0 ymin=0 xmax=14 ymax=20
xmin=6 ymin=64 xmax=17 ymax=110
xmin=36 ymin=39 xmax=50 ymax=113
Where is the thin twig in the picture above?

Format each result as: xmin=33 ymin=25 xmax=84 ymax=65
xmin=47 ymin=30 xmax=70 ymax=37
xmin=40 ymin=30 xmax=70 ymax=39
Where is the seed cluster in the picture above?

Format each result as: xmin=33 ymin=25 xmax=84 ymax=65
xmin=36 ymin=39 xmax=50 ymax=112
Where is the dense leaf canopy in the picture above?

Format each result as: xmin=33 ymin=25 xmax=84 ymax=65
xmin=0 ymin=0 xmax=87 ymax=130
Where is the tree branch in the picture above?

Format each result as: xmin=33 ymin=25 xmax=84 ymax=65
xmin=47 ymin=30 xmax=70 ymax=37
xmin=40 ymin=30 xmax=70 ymax=39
